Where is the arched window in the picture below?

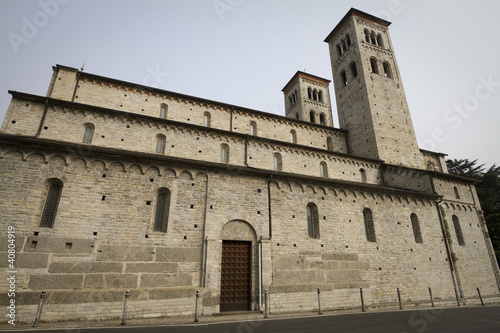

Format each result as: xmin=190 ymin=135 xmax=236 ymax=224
xmin=452 ymin=215 xmax=465 ymax=245
xmin=318 ymin=90 xmax=323 ymax=102
xmin=411 ymin=213 xmax=423 ymax=243
xmin=340 ymin=70 xmax=348 ymax=86
xmin=364 ymin=29 xmax=370 ymax=43
xmin=360 ymin=168 xmax=367 ymax=183
xmin=319 ymin=113 xmax=326 ymax=125
xmin=307 ymin=203 xmax=320 ymax=239
xmin=346 ymin=34 xmax=351 ymax=47
xmin=203 ymin=112 xmax=211 ymax=127
xmin=288 ymin=96 xmax=293 ymax=106
xmin=290 ymin=129 xmax=297 ymax=144
xmin=160 ymin=104 xmax=168 ymax=119
xmin=363 ymin=208 xmax=376 ymax=242
xmin=313 ymin=90 xmax=318 ymax=101
xmin=350 ymin=61 xmax=358 ymax=78
xmin=307 ymin=87 xmax=312 ymax=99
xmin=337 ymin=44 xmax=343 ymax=56
xmin=377 ymin=34 xmax=384 ymax=47
xmin=274 ymin=153 xmax=283 ymax=171
xmin=82 ymin=123 xmax=94 ymax=144
xmin=427 ymin=162 xmax=435 ymax=171
xmin=383 ymin=62 xmax=393 ymax=79
xmin=454 ymin=186 xmax=460 ymax=199
xmin=40 ymin=179 xmax=63 ymax=228
xmin=370 ymin=58 xmax=379 ymax=74
xmin=155 ymin=134 xmax=166 ymax=154
xmin=153 ymin=188 xmax=170 ymax=232
xmin=309 ymin=111 xmax=316 ymax=123
xmin=295 ymin=114 xmax=299 ymax=120
xmin=220 ymin=144 xmax=229 ymax=163
xmin=370 ymin=31 xmax=377 ymax=45
xmin=320 ymin=161 xmax=328 ymax=178
xmin=326 ymin=137 xmax=333 ymax=151
xmin=250 ymin=121 xmax=257 ymax=136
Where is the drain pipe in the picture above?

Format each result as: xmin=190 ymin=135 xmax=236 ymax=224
xmin=259 ymin=236 xmax=263 ymax=312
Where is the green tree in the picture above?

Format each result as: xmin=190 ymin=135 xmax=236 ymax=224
xmin=446 ymin=159 xmax=500 ymax=266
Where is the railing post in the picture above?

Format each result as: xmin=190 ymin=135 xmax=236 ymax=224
xmin=317 ymin=288 xmax=323 ymax=315
xmin=120 ymin=290 xmax=130 ymax=325
xmin=32 ymin=290 xmax=46 ymax=327
xmin=194 ymin=290 xmax=200 ymax=323
xmin=477 ymin=287 xmax=485 ymax=306
xmin=397 ymin=288 xmax=403 ymax=310
xmin=264 ymin=289 xmax=269 ymax=319
xmin=360 ymin=287 xmax=366 ymax=312
xmin=429 ymin=287 xmax=435 ymax=308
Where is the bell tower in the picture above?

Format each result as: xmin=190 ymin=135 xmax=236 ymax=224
xmin=324 ymin=8 xmax=424 ymax=168
xmin=282 ymin=71 xmax=334 ymax=127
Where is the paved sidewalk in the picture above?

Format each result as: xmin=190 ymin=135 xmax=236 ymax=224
xmin=2 ymin=302 xmax=498 ymax=331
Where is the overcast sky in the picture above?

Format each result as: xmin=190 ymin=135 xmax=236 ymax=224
xmin=1 ymin=0 xmax=499 ymax=168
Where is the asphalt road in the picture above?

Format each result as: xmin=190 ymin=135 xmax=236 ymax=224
xmin=11 ymin=306 xmax=500 ymax=333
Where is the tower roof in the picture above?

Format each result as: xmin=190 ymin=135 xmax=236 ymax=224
xmin=324 ymin=8 xmax=391 ymax=43
xmin=281 ymin=71 xmax=331 ymax=94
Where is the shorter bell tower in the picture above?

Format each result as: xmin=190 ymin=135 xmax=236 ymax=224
xmin=282 ymin=71 xmax=334 ymax=127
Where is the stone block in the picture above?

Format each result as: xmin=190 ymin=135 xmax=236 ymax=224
xmin=23 ymin=236 xmax=94 ymax=254
xmin=96 ymin=245 xmax=153 ymax=262
xmin=49 ymin=261 xmax=123 ymax=273
xmin=269 ymin=284 xmax=315 ymax=294
xmin=83 ymin=273 xmax=138 ymax=289
xmin=28 ymin=274 xmax=84 ymax=290
xmin=140 ymin=273 xmax=193 ymax=288
xmin=125 ymin=262 xmax=178 ymax=273
xmin=321 ymin=253 xmax=359 ymax=261
xmin=273 ymin=270 xmax=325 ymax=285
xmin=16 ymin=253 xmax=50 ymax=268
xmin=156 ymin=247 xmax=201 ymax=263
xmin=148 ymin=287 xmax=196 ymax=300
xmin=326 ymin=269 xmax=362 ymax=282
xmin=273 ymin=256 xmax=309 ymax=270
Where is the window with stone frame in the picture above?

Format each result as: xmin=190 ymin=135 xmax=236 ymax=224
xmin=307 ymin=202 xmax=320 ymax=239
xmin=274 ymin=152 xmax=283 ymax=171
xmin=221 ymin=143 xmax=229 ymax=163
xmin=411 ymin=213 xmax=423 ymax=243
xmin=153 ymin=188 xmax=170 ymax=232
xmin=40 ymin=179 xmax=63 ymax=228
xmin=82 ymin=123 xmax=94 ymax=144
xmin=363 ymin=208 xmax=376 ymax=242
xmin=452 ymin=215 xmax=465 ymax=245
xmin=155 ymin=134 xmax=166 ymax=154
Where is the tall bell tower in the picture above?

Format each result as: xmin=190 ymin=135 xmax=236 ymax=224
xmin=324 ymin=8 xmax=424 ymax=169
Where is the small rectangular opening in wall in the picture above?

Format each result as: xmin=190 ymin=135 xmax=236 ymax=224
xmin=102 ymin=174 xmax=106 ymax=178
xmin=150 ymin=178 xmax=154 ymax=182
xmin=11 ymin=120 xmax=16 ymax=124
xmin=190 ymin=204 xmax=194 ymax=209
xmin=34 ymin=231 xmax=39 ymax=236
xmin=145 ymin=234 xmax=149 ymax=238
xmin=101 ymin=135 xmax=105 ymax=138
xmin=101 ymin=196 xmax=106 ymax=201
xmin=30 ymin=241 xmax=37 ymax=248
xmin=184 ymin=236 xmax=187 ymax=239
xmin=93 ymin=232 xmax=98 ymax=236
xmin=146 ymin=201 xmax=151 ymax=205
xmin=65 ymin=243 xmax=72 ymax=249
xmin=43 ymin=126 xmax=48 ymax=130
xmin=194 ymin=224 xmax=198 ymax=228
xmin=257 ymin=189 xmax=262 ymax=193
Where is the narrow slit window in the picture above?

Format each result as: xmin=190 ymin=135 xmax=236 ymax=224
xmin=360 ymin=168 xmax=367 ymax=183
xmin=341 ymin=70 xmax=347 ymax=86
xmin=452 ymin=215 xmax=465 ymax=245
xmin=319 ymin=113 xmax=326 ymax=126
xmin=274 ymin=153 xmax=283 ymax=171
xmin=40 ymin=180 xmax=63 ymax=228
xmin=307 ymin=203 xmax=320 ymax=239
xmin=250 ymin=121 xmax=257 ymax=136
xmin=203 ymin=112 xmax=211 ymax=127
xmin=320 ymin=161 xmax=328 ymax=178
xmin=454 ymin=186 xmax=460 ymax=199
xmin=160 ymin=104 xmax=168 ymax=119
xmin=350 ymin=61 xmax=358 ymax=78
xmin=411 ymin=213 xmax=423 ymax=243
xmin=156 ymin=135 xmax=166 ymax=154
xmin=82 ymin=124 xmax=94 ymax=144
xmin=310 ymin=111 xmax=316 ymax=123
xmin=153 ymin=189 xmax=170 ymax=232
xmin=326 ymin=137 xmax=333 ymax=151
xmin=290 ymin=129 xmax=297 ymax=144
xmin=364 ymin=208 xmax=376 ymax=242
xmin=221 ymin=144 xmax=229 ymax=163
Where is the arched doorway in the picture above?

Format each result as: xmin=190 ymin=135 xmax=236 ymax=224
xmin=219 ymin=220 xmax=257 ymax=311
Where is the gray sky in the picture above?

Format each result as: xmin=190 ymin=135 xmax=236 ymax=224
xmin=1 ymin=0 xmax=499 ymax=168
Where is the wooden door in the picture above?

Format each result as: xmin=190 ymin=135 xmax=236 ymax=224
xmin=220 ymin=240 xmax=251 ymax=311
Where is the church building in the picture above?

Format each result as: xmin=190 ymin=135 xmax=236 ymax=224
xmin=1 ymin=8 xmax=499 ymax=322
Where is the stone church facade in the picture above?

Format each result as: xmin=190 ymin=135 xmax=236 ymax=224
xmin=1 ymin=8 xmax=499 ymax=323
